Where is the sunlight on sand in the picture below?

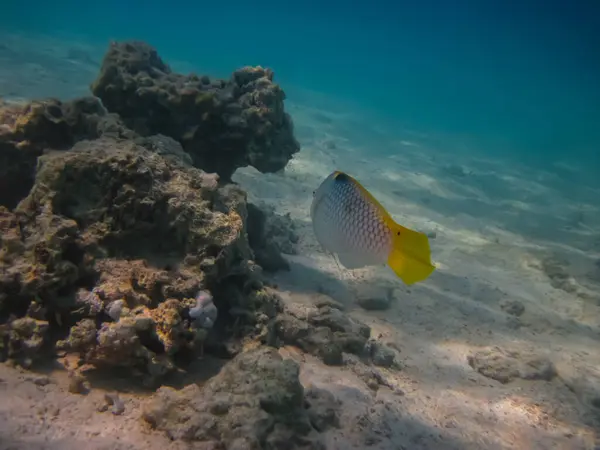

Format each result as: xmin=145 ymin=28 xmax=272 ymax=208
xmin=233 ymin=97 xmax=600 ymax=448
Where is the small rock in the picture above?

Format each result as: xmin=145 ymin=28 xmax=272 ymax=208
xmin=366 ymin=340 xmax=397 ymax=368
xmin=366 ymin=378 xmax=380 ymax=391
xmin=273 ymin=305 xmax=371 ymax=366
xmin=344 ymin=354 xmax=393 ymax=391
xmin=304 ymin=387 xmax=340 ymax=432
xmin=142 ymin=347 xmax=321 ymax=445
xmin=104 ymin=393 xmax=125 ymax=415
xmin=246 ymin=202 xmax=299 ymax=273
xmin=541 ymin=255 xmax=578 ymax=293
xmin=555 ymin=361 xmax=600 ymax=416
xmin=312 ymin=294 xmax=344 ymax=310
xmin=106 ymin=300 xmax=125 ymax=321
xmin=68 ymin=373 xmax=87 ymax=394
xmin=467 ymin=347 xmax=556 ymax=383
xmin=32 ymin=376 xmax=50 ymax=386
xmin=356 ymin=286 xmax=392 ymax=311
xmin=500 ymin=299 xmax=525 ymax=317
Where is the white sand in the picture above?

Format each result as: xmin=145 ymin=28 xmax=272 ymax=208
xmin=232 ymin=98 xmax=600 ymax=448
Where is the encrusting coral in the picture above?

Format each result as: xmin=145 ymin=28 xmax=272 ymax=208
xmin=0 ymin=40 xmax=301 ymax=383
xmin=91 ymin=41 xmax=300 ymax=181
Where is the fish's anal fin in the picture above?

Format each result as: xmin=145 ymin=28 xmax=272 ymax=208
xmin=387 ymin=223 xmax=436 ymax=285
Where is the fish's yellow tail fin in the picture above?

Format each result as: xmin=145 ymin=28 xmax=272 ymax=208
xmin=386 ymin=223 xmax=436 ymax=285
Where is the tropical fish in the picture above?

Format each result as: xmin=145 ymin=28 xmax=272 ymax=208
xmin=310 ymin=171 xmax=435 ymax=285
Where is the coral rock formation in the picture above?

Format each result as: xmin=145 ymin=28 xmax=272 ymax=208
xmin=142 ymin=347 xmax=333 ymax=448
xmin=0 ymin=38 xmax=309 ymax=397
xmin=272 ymin=303 xmax=372 ymax=366
xmin=0 ymin=135 xmax=276 ymax=381
xmin=0 ymin=97 xmax=132 ymax=209
xmin=91 ymin=41 xmax=300 ymax=181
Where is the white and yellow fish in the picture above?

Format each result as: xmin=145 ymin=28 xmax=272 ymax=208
xmin=310 ymin=171 xmax=435 ymax=285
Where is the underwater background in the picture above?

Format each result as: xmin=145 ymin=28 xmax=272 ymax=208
xmin=3 ymin=0 xmax=600 ymax=170
xmin=1 ymin=1 xmax=600 ymax=449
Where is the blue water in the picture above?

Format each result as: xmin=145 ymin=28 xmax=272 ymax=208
xmin=2 ymin=0 xmax=599 ymax=169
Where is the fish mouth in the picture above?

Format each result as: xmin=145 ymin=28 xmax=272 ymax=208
xmin=310 ymin=191 xmax=322 ymax=220
xmin=311 ymin=171 xmax=340 ymax=219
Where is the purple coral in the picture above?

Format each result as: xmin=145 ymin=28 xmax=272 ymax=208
xmin=75 ymin=288 xmax=103 ymax=315
xmin=190 ymin=290 xmax=218 ymax=330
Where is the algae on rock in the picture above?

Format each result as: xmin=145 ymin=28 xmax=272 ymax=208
xmin=0 ymin=137 xmax=273 ymax=377
xmin=142 ymin=347 xmax=331 ymax=448
xmin=91 ymin=40 xmax=300 ymax=181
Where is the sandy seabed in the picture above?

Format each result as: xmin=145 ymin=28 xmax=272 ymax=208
xmin=1 ymin=31 xmax=600 ymax=450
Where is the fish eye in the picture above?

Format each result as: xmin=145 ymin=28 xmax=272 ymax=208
xmin=312 ymin=190 xmax=316 ymax=196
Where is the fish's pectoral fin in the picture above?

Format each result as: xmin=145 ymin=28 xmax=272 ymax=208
xmin=329 ymin=252 xmax=348 ymax=280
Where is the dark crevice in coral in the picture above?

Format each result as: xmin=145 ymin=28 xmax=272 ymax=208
xmin=138 ymin=328 xmax=166 ymax=355
xmin=45 ymin=318 xmax=71 ymax=350
xmin=99 ymin=234 xmax=186 ymax=265
xmin=0 ymin=293 xmax=30 ymax=323
xmin=60 ymin=242 xmax=85 ymax=266
xmin=74 ymin=271 xmax=100 ymax=292
xmin=0 ymin=159 xmax=36 ymax=210
xmin=55 ymin=285 xmax=74 ymax=298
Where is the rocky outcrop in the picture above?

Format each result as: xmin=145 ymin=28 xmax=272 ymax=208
xmin=271 ymin=303 xmax=372 ymax=366
xmin=91 ymin=41 xmax=300 ymax=181
xmin=467 ymin=346 xmax=557 ymax=384
xmin=0 ymin=38 xmax=301 ymax=388
xmin=142 ymin=347 xmax=335 ymax=448
xmin=0 ymin=137 xmax=276 ymax=383
xmin=0 ymin=97 xmax=132 ymax=209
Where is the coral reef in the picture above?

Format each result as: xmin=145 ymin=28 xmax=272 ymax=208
xmin=0 ymin=316 xmax=49 ymax=368
xmin=0 ymin=96 xmax=132 ymax=209
xmin=0 ymin=123 xmax=285 ymax=382
xmin=91 ymin=41 xmax=300 ymax=181
xmin=0 ymin=37 xmax=305 ymax=387
xmin=0 ymin=39 xmax=397 ymax=444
